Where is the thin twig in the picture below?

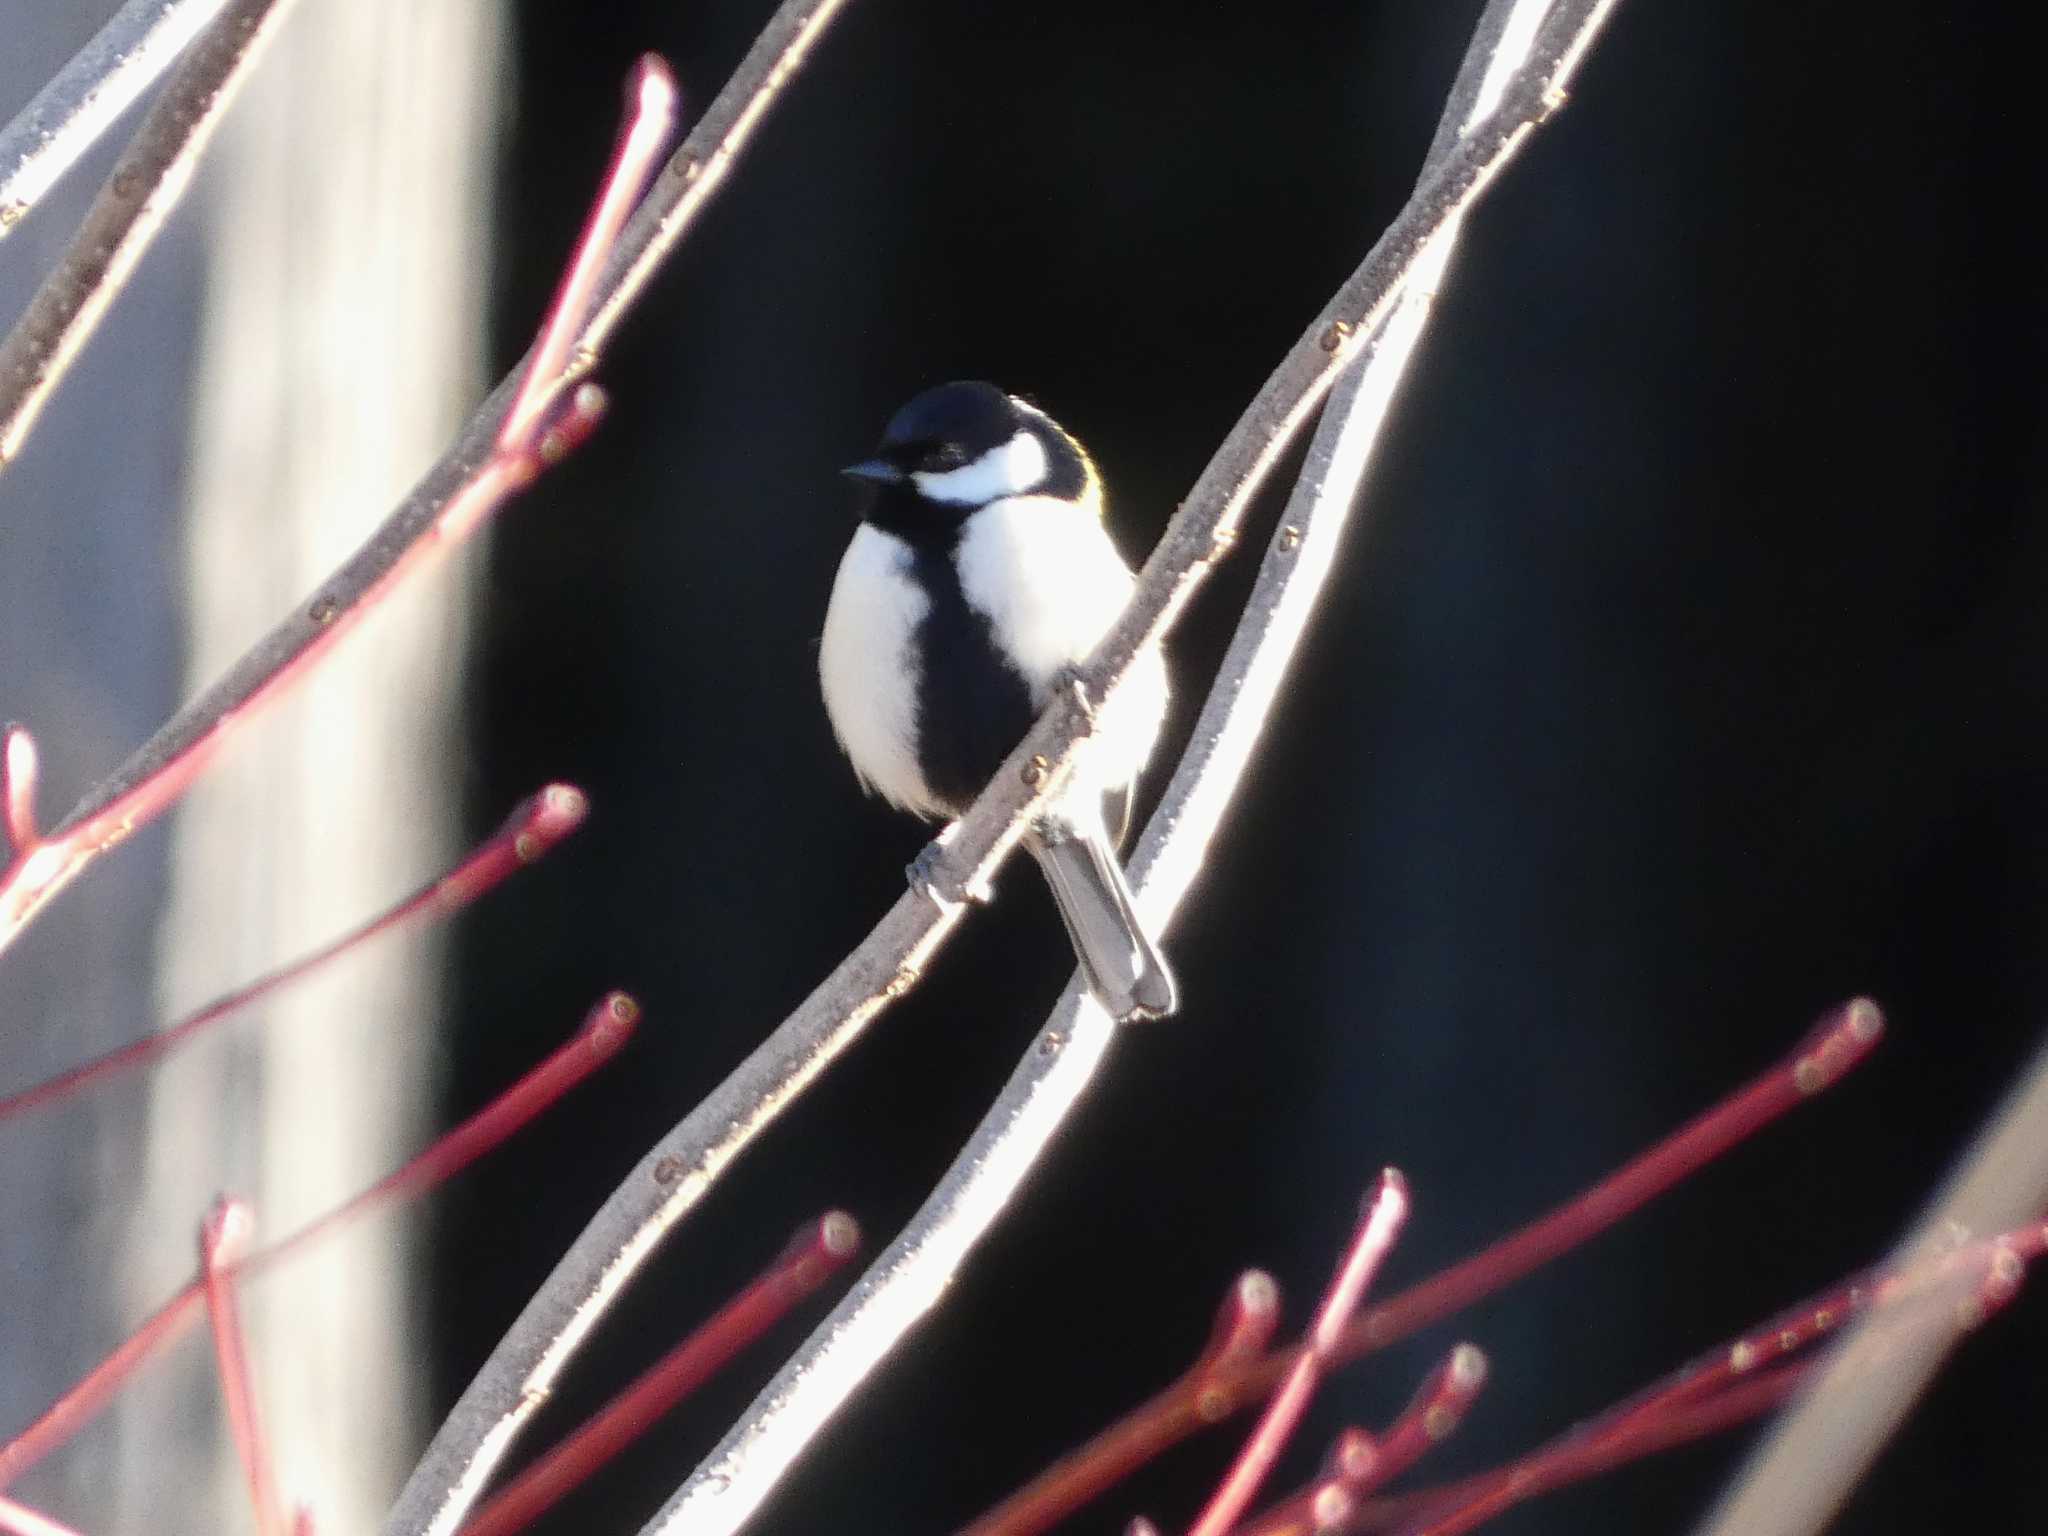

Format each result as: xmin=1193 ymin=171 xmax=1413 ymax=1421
xmin=960 ymin=1001 xmax=1880 ymax=1536
xmin=461 ymin=1214 xmax=860 ymax=1536
xmin=0 ymin=995 xmax=637 ymax=1487
xmin=1367 ymin=1231 xmax=2041 ymax=1535
xmin=0 ymin=0 xmax=230 ymax=240
xmin=498 ymin=57 xmax=676 ymax=453
xmin=630 ymin=9 xmax=1623 ymax=1534
xmin=1187 ymin=1175 xmax=1410 ymax=1536
xmin=200 ymin=1200 xmax=286 ymax=1536
xmin=0 ymin=0 xmax=297 ymax=467
xmin=0 ymin=785 xmax=585 ymax=1121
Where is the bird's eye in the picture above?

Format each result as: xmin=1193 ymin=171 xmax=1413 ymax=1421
xmin=923 ymin=443 xmax=968 ymax=472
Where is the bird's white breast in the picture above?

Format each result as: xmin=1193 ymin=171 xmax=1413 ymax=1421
xmin=954 ymin=493 xmax=1167 ymax=793
xmin=819 ymin=523 xmax=936 ymax=815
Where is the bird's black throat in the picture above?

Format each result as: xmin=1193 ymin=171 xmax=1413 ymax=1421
xmin=865 ymin=500 xmax=1035 ymax=818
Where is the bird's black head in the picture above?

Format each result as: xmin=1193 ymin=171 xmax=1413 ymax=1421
xmin=844 ymin=380 xmax=1094 ymax=543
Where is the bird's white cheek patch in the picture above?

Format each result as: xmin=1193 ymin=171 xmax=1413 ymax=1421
xmin=912 ymin=430 xmax=1047 ymax=505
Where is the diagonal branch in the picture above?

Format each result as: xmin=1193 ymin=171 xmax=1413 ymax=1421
xmin=0 ymin=0 xmax=297 ymax=468
xmin=627 ymin=7 xmax=1623 ymax=1533
xmin=0 ymin=0 xmax=231 ymax=242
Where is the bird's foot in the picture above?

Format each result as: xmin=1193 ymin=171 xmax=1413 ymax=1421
xmin=1052 ymin=664 xmax=1098 ymax=733
xmin=906 ymin=832 xmax=992 ymax=909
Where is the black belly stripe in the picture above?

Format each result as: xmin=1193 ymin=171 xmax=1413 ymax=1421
xmin=908 ymin=543 xmax=1035 ymax=817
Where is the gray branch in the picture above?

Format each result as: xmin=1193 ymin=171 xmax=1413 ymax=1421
xmin=630 ymin=3 xmax=1623 ymax=1532
xmin=0 ymin=0 xmax=296 ymax=469
xmin=0 ymin=0 xmax=230 ymax=242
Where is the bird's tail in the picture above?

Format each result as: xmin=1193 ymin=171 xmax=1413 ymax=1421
xmin=1026 ymin=824 xmax=1178 ymax=1022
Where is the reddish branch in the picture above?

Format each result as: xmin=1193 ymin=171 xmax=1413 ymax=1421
xmin=1186 ymin=1173 xmax=1410 ymax=1536
xmin=200 ymin=1199 xmax=286 ymax=1536
xmin=960 ymin=1000 xmax=1884 ymax=1536
xmin=1235 ymin=1343 xmax=1491 ymax=1536
xmin=1343 ymin=1223 xmax=2043 ymax=1536
xmin=0 ymin=54 xmax=677 ymax=964
xmin=0 ymin=994 xmax=638 ymax=1488
xmin=0 ymin=784 xmax=587 ymax=1121
xmin=500 ymin=59 xmax=675 ymax=451
xmin=462 ymin=1213 xmax=862 ymax=1536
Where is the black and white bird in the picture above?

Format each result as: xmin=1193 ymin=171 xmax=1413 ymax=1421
xmin=819 ymin=380 xmax=1177 ymax=1021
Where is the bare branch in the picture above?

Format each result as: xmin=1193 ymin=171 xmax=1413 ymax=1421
xmin=1693 ymin=1033 xmax=2048 ymax=1536
xmin=0 ymin=0 xmax=296 ymax=467
xmin=0 ymin=0 xmax=842 ymax=961
xmin=623 ymin=8 xmax=1625 ymax=1533
xmin=462 ymin=1214 xmax=862 ymax=1536
xmin=0 ymin=0 xmax=231 ymax=240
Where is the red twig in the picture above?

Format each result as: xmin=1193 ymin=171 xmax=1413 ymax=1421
xmin=0 ymin=52 xmax=676 ymax=962
xmin=1366 ymin=1344 xmax=1490 ymax=1496
xmin=0 ymin=994 xmax=637 ymax=1488
xmin=462 ymin=1212 xmax=861 ymax=1536
xmin=500 ymin=57 xmax=677 ymax=452
xmin=200 ymin=1199 xmax=286 ymax=1536
xmin=0 ymin=1495 xmax=87 ymax=1536
xmin=959 ymin=1001 xmax=1884 ymax=1536
xmin=1 ymin=724 xmax=36 ymax=855
xmin=1234 ymin=1342 xmax=1489 ymax=1536
xmin=1186 ymin=1173 xmax=1410 ymax=1536
xmin=1361 ymin=1365 xmax=1814 ymax=1536
xmin=1353 ymin=1226 xmax=2043 ymax=1536
xmin=0 ymin=785 xmax=587 ymax=1121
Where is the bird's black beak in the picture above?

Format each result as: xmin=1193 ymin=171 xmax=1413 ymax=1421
xmin=841 ymin=458 xmax=904 ymax=486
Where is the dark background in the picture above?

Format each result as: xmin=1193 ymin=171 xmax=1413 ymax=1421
xmin=430 ymin=3 xmax=2048 ymax=1532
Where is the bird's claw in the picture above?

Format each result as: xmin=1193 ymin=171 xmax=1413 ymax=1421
xmin=907 ymin=838 xmax=991 ymax=909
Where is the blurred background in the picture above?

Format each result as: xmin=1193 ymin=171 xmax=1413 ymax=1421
xmin=2 ymin=1 xmax=2044 ymax=1533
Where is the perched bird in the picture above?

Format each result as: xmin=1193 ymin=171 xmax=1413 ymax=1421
xmin=819 ymin=380 xmax=1177 ymax=1021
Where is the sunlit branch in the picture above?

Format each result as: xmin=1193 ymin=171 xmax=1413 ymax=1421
xmin=460 ymin=1214 xmax=860 ymax=1536
xmin=0 ymin=0 xmax=230 ymax=241
xmin=0 ymin=0 xmax=296 ymax=467
xmin=636 ymin=6 xmax=1625 ymax=1532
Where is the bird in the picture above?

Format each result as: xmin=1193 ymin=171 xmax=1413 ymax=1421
xmin=819 ymin=380 xmax=1178 ymax=1021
